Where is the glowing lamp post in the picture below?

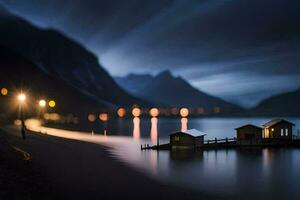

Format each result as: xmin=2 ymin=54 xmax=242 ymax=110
xmin=117 ymin=108 xmax=126 ymax=118
xmin=180 ymin=107 xmax=189 ymax=132
xmin=17 ymin=93 xmax=26 ymax=140
xmin=38 ymin=99 xmax=47 ymax=119
xmin=1 ymin=88 xmax=8 ymax=96
xmin=88 ymin=114 xmax=96 ymax=135
xmin=99 ymin=113 xmax=109 ymax=135
xmin=132 ymin=108 xmax=141 ymax=117
xmin=48 ymin=100 xmax=56 ymax=108
xmin=39 ymin=99 xmax=46 ymax=108
xmin=149 ymin=108 xmax=159 ymax=117
xmin=150 ymin=108 xmax=160 ymax=147
xmin=132 ymin=108 xmax=141 ymax=140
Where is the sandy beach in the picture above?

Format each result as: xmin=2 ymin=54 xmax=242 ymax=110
xmin=0 ymin=127 xmax=223 ymax=200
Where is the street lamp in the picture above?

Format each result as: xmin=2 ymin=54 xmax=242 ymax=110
xmin=48 ymin=100 xmax=56 ymax=108
xmin=39 ymin=99 xmax=46 ymax=108
xmin=99 ymin=113 xmax=109 ymax=135
xmin=38 ymin=99 xmax=46 ymax=119
xmin=150 ymin=108 xmax=160 ymax=147
xmin=18 ymin=93 xmax=26 ymax=102
xmin=17 ymin=93 xmax=26 ymax=140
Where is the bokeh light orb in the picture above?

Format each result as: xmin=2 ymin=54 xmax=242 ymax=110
xmin=14 ymin=119 xmax=22 ymax=126
xmin=99 ymin=113 xmax=109 ymax=121
xmin=213 ymin=107 xmax=221 ymax=113
xmin=48 ymin=100 xmax=56 ymax=108
xmin=180 ymin=107 xmax=189 ymax=117
xmin=149 ymin=108 xmax=159 ymax=117
xmin=88 ymin=114 xmax=96 ymax=122
xmin=39 ymin=99 xmax=46 ymax=107
xmin=117 ymin=108 xmax=126 ymax=118
xmin=132 ymin=108 xmax=141 ymax=117
xmin=1 ymin=88 xmax=8 ymax=96
xmin=18 ymin=93 xmax=26 ymax=102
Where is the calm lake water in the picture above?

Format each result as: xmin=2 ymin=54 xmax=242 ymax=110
xmin=104 ymin=117 xmax=300 ymax=200
xmin=34 ymin=117 xmax=300 ymax=199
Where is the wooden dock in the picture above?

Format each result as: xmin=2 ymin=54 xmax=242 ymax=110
xmin=141 ymin=137 xmax=300 ymax=151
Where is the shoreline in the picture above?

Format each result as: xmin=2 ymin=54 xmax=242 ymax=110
xmin=0 ymin=127 xmax=224 ymax=200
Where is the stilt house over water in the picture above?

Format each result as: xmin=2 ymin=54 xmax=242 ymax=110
xmin=263 ymin=119 xmax=295 ymax=139
xmin=235 ymin=124 xmax=263 ymax=142
xmin=170 ymin=129 xmax=206 ymax=149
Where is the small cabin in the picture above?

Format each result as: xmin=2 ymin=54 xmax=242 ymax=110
xmin=170 ymin=129 xmax=206 ymax=149
xmin=235 ymin=124 xmax=263 ymax=142
xmin=263 ymin=119 xmax=295 ymax=140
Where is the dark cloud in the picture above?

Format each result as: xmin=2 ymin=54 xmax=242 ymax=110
xmin=1 ymin=0 xmax=300 ymax=107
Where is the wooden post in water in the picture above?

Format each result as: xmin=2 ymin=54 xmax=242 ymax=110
xmin=226 ymin=137 xmax=228 ymax=145
xmin=215 ymin=137 xmax=217 ymax=144
xmin=157 ymin=131 xmax=159 ymax=150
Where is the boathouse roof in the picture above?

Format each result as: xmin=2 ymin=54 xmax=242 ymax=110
xmin=170 ymin=129 xmax=206 ymax=137
xmin=235 ymin=124 xmax=263 ymax=130
xmin=263 ymin=119 xmax=295 ymax=128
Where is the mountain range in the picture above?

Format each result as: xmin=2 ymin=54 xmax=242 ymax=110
xmin=0 ymin=46 xmax=110 ymax=118
xmin=0 ymin=5 xmax=299 ymax=117
xmin=0 ymin=6 xmax=147 ymax=112
xmin=253 ymin=88 xmax=300 ymax=116
xmin=115 ymin=71 xmax=300 ymax=116
xmin=115 ymin=71 xmax=243 ymax=114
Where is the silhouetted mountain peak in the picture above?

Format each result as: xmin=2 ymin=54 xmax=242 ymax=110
xmin=115 ymin=71 xmax=243 ymax=113
xmin=126 ymin=73 xmax=153 ymax=80
xmin=254 ymin=87 xmax=300 ymax=116
xmin=0 ymin=9 xmax=149 ymax=107
xmin=155 ymin=70 xmax=174 ymax=80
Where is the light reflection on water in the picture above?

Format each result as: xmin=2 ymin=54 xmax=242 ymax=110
xmin=181 ymin=117 xmax=188 ymax=132
xmin=26 ymin=117 xmax=300 ymax=200
xmin=150 ymin=117 xmax=158 ymax=145
xmin=111 ymin=117 xmax=300 ymax=200
xmin=133 ymin=117 xmax=140 ymax=140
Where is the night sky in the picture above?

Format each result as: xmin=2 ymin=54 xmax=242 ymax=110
xmin=1 ymin=0 xmax=300 ymax=107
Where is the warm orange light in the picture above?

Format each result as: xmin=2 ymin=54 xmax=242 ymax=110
xmin=1 ymin=88 xmax=8 ymax=96
xmin=117 ymin=108 xmax=126 ymax=118
xmin=181 ymin=117 xmax=188 ymax=132
xmin=39 ymin=99 xmax=46 ymax=107
xmin=14 ymin=119 xmax=22 ymax=126
xmin=213 ymin=107 xmax=221 ymax=113
xmin=133 ymin=117 xmax=141 ymax=140
xmin=132 ymin=108 xmax=141 ymax=117
xmin=88 ymin=114 xmax=96 ymax=122
xmin=180 ymin=108 xmax=189 ymax=117
xmin=150 ymin=117 xmax=158 ymax=144
xmin=49 ymin=100 xmax=56 ymax=108
xmin=18 ymin=93 xmax=26 ymax=102
xmin=99 ymin=113 xmax=109 ymax=121
xmin=149 ymin=108 xmax=159 ymax=117
xmin=43 ymin=113 xmax=60 ymax=121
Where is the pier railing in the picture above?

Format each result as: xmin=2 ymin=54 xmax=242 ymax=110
xmin=204 ymin=137 xmax=237 ymax=145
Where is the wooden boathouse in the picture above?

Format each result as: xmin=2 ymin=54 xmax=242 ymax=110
xmin=263 ymin=119 xmax=295 ymax=140
xmin=170 ymin=129 xmax=206 ymax=149
xmin=235 ymin=124 xmax=263 ymax=143
xmin=141 ymin=119 xmax=299 ymax=151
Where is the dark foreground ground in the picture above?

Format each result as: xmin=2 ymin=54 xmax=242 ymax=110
xmin=0 ymin=127 xmax=224 ymax=200
xmin=0 ymin=131 xmax=56 ymax=200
